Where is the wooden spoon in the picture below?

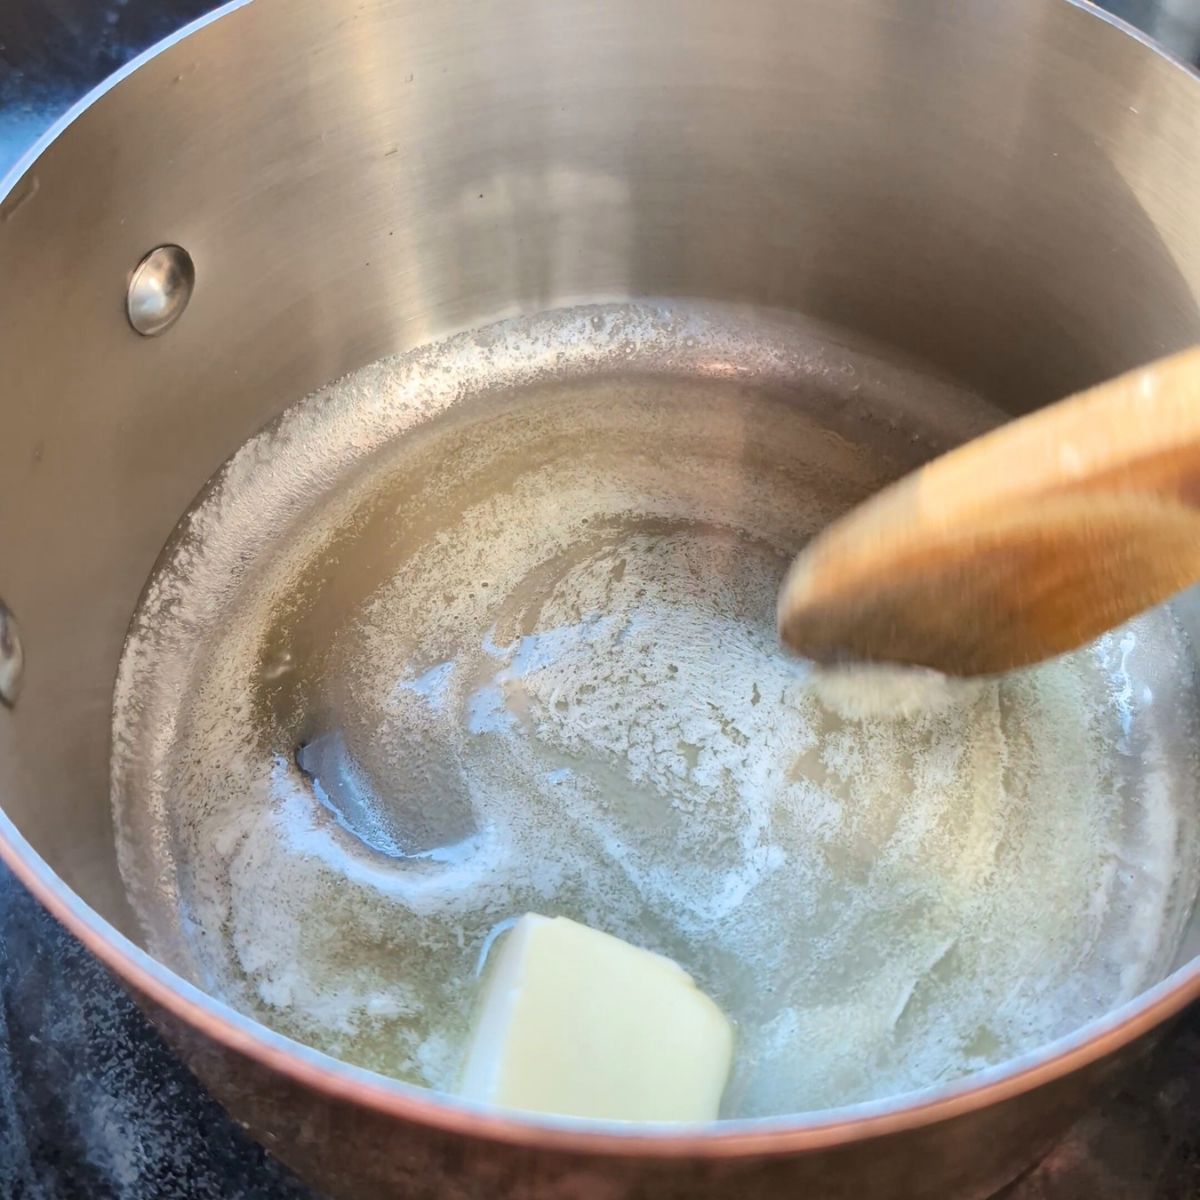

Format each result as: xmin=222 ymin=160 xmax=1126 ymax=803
xmin=777 ymin=347 xmax=1200 ymax=677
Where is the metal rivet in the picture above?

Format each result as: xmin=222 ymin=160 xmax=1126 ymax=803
xmin=127 ymin=244 xmax=195 ymax=336
xmin=0 ymin=600 xmax=24 ymax=708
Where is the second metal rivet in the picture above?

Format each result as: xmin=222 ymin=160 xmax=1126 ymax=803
xmin=0 ymin=600 xmax=24 ymax=707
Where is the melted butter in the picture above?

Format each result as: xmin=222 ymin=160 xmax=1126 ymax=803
xmin=111 ymin=302 xmax=1200 ymax=1117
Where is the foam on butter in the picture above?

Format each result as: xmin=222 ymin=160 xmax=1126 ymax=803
xmin=809 ymin=665 xmax=986 ymax=721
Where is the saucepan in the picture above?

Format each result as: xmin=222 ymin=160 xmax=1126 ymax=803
xmin=3 ymin=1 xmax=1200 ymax=1196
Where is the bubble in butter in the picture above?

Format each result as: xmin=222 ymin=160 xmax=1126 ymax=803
xmin=460 ymin=913 xmax=734 ymax=1121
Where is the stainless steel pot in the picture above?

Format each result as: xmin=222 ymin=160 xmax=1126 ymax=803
xmin=3 ymin=1 xmax=1200 ymax=1196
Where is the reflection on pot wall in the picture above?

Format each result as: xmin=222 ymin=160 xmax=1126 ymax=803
xmin=2 ymin=0 xmax=1198 ymax=179
xmin=2 ymin=0 xmax=1198 ymax=103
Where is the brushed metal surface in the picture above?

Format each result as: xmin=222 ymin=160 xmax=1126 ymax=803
xmin=2 ymin=0 xmax=1200 ymax=1196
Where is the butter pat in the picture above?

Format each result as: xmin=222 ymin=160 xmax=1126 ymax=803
xmin=460 ymin=914 xmax=734 ymax=1121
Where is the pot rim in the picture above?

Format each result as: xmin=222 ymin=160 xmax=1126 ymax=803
xmin=2 ymin=0 xmax=1200 ymax=1162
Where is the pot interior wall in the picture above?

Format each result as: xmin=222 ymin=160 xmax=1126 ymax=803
xmin=1 ymin=0 xmax=1200 ymax=969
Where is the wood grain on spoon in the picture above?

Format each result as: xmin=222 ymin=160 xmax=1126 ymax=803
xmin=777 ymin=347 xmax=1200 ymax=677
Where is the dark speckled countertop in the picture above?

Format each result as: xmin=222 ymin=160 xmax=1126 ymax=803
xmin=3 ymin=3 xmax=1200 ymax=1197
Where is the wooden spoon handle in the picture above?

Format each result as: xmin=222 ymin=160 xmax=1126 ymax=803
xmin=777 ymin=347 xmax=1200 ymax=677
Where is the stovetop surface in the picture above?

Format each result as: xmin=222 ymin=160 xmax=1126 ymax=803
xmin=3 ymin=2 xmax=1200 ymax=1197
